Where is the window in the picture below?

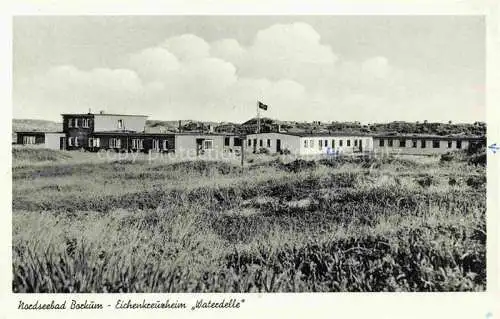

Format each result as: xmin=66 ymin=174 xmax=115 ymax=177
xmin=331 ymin=140 xmax=335 ymax=148
xmin=432 ymin=140 xmax=440 ymax=148
xmin=421 ymin=140 xmax=426 ymax=148
xmin=310 ymin=139 xmax=314 ymax=148
xmin=259 ymin=139 xmax=263 ymax=147
xmin=448 ymin=141 xmax=453 ymax=148
xmin=319 ymin=140 xmax=323 ymax=148
xmin=379 ymin=139 xmax=384 ymax=147
xmin=88 ymin=138 xmax=100 ymax=147
xmin=162 ymin=140 xmax=169 ymax=150
xmin=132 ymin=139 xmax=144 ymax=149
xmin=456 ymin=140 xmax=462 ymax=149
xmin=347 ymin=140 xmax=351 ymax=147
xmin=324 ymin=140 xmax=328 ymax=147
xmin=204 ymin=140 xmax=213 ymax=149
xmin=354 ymin=140 xmax=358 ymax=147
xmin=68 ymin=118 xmax=73 ymax=128
xmin=248 ymin=139 xmax=251 ymax=146
xmin=118 ymin=119 xmax=123 ymax=129
xmin=399 ymin=139 xmax=406 ymax=147
xmin=267 ymin=139 xmax=271 ymax=148
xmin=110 ymin=138 xmax=121 ymax=148
xmin=23 ymin=136 xmax=36 ymax=144
xmin=234 ymin=138 xmax=242 ymax=147
xmin=224 ymin=137 xmax=230 ymax=146
xmin=82 ymin=118 xmax=90 ymax=128
xmin=152 ymin=139 xmax=160 ymax=150
xmin=304 ymin=140 xmax=308 ymax=148
xmin=67 ymin=137 xmax=80 ymax=147
xmin=74 ymin=119 xmax=79 ymax=128
xmin=388 ymin=139 xmax=393 ymax=147
xmin=339 ymin=140 xmax=343 ymax=147
xmin=412 ymin=140 xmax=417 ymax=148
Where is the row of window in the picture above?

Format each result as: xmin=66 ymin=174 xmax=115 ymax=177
xmin=67 ymin=137 xmax=170 ymax=149
xmin=22 ymin=136 xmax=37 ymax=144
xmin=378 ymin=139 xmax=462 ymax=149
xmin=224 ymin=137 xmax=242 ymax=147
xmin=247 ymin=138 xmax=367 ymax=149
xmin=67 ymin=118 xmax=126 ymax=129
xmin=67 ymin=118 xmax=91 ymax=128
xmin=304 ymin=138 xmax=364 ymax=149
xmin=247 ymin=139 xmax=272 ymax=147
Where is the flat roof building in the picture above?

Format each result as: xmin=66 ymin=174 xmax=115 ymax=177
xmin=245 ymin=132 xmax=374 ymax=155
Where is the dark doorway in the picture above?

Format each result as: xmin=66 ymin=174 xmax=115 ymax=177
xmin=276 ymin=139 xmax=281 ymax=153
xmin=196 ymin=138 xmax=204 ymax=155
xmin=60 ymin=137 xmax=66 ymax=150
xmin=253 ymin=138 xmax=257 ymax=153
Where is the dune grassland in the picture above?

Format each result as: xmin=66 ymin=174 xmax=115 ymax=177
xmin=12 ymin=148 xmax=486 ymax=292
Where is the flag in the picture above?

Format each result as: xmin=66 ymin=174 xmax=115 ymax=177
xmin=258 ymin=101 xmax=268 ymax=111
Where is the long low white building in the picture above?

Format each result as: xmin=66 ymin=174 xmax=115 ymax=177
xmin=244 ymin=132 xmax=374 ymax=155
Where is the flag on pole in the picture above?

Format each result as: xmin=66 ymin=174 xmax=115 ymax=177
xmin=258 ymin=101 xmax=268 ymax=111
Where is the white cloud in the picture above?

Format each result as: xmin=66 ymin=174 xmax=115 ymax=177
xmin=13 ymin=22 xmax=484 ymax=123
xmin=161 ymin=34 xmax=210 ymax=61
xmin=361 ymin=56 xmax=391 ymax=79
xmin=129 ymin=47 xmax=180 ymax=81
xmin=238 ymin=22 xmax=338 ymax=82
xmin=210 ymin=39 xmax=246 ymax=66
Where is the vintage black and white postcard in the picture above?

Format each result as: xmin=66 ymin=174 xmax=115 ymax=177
xmin=2 ymin=2 xmax=499 ymax=319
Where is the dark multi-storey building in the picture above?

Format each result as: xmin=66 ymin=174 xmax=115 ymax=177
xmin=15 ymin=111 xmax=241 ymax=155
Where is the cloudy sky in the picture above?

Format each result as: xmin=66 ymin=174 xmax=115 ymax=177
xmin=13 ymin=16 xmax=485 ymax=123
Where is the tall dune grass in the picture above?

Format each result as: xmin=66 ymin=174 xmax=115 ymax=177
xmin=12 ymin=149 xmax=486 ymax=292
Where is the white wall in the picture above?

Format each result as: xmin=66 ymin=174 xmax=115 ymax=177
xmin=94 ymin=115 xmax=147 ymax=132
xmin=175 ymin=134 xmax=225 ymax=158
xmin=299 ymin=136 xmax=374 ymax=155
xmin=245 ymin=133 xmax=301 ymax=154
xmin=44 ymin=133 xmax=65 ymax=150
xmin=373 ymin=137 xmax=471 ymax=155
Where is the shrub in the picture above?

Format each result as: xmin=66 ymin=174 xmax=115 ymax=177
xmin=281 ymin=148 xmax=291 ymax=155
xmin=468 ymin=150 xmax=486 ymax=166
xmin=280 ymin=159 xmax=317 ymax=173
xmin=448 ymin=177 xmax=458 ymax=186
xmin=466 ymin=175 xmax=486 ymax=188
xmin=257 ymin=147 xmax=270 ymax=154
xmin=415 ymin=175 xmax=438 ymax=188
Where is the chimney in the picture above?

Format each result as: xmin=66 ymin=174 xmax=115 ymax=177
xmin=88 ymin=108 xmax=92 ymax=114
xmin=178 ymin=120 xmax=182 ymax=132
xmin=277 ymin=124 xmax=281 ymax=132
xmin=100 ymin=110 xmax=105 ymax=115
